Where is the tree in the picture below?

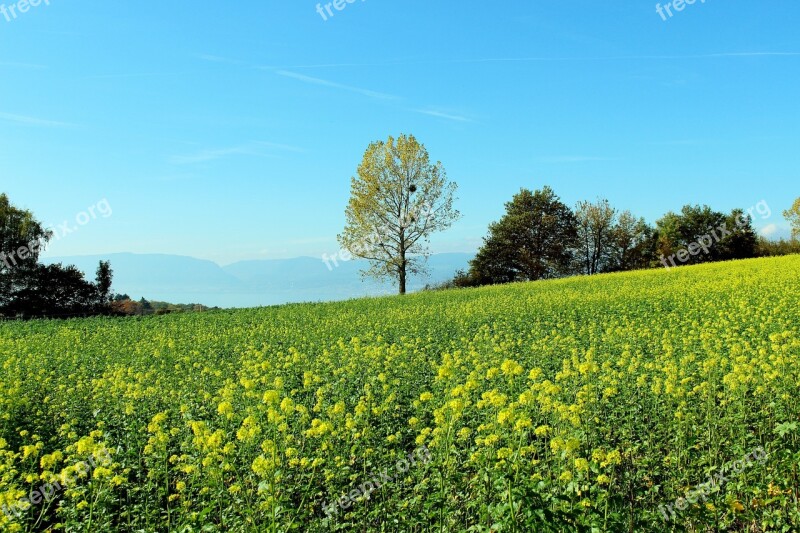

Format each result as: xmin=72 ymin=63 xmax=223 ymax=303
xmin=721 ymin=209 xmax=758 ymax=259
xmin=1 ymin=193 xmax=114 ymax=319
xmin=469 ymin=187 xmax=578 ymax=284
xmin=609 ymin=211 xmax=657 ymax=271
xmin=338 ymin=134 xmax=460 ymax=295
xmin=574 ymin=198 xmax=617 ymax=275
xmin=656 ymin=205 xmax=728 ymax=266
xmin=96 ymin=261 xmax=113 ymax=305
xmin=1 ymin=193 xmax=51 ymax=273
xmin=656 ymin=205 xmax=759 ymax=268
xmin=756 ymin=236 xmax=800 ymax=257
xmin=2 ymin=263 xmax=100 ymax=318
xmin=784 ymin=198 xmax=800 ymax=239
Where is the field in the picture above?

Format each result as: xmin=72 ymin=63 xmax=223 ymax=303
xmin=1 ymin=256 xmax=799 ymax=532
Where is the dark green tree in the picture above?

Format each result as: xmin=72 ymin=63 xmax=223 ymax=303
xmin=3 ymin=263 xmax=100 ymax=318
xmin=656 ymin=205 xmax=759 ymax=268
xmin=1 ymin=194 xmax=113 ymax=319
xmin=721 ymin=209 xmax=758 ymax=259
xmin=609 ymin=211 xmax=657 ymax=271
xmin=95 ymin=261 xmax=114 ymax=305
xmin=470 ymin=187 xmax=578 ymax=284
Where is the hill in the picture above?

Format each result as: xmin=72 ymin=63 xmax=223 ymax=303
xmin=1 ymin=256 xmax=798 ymax=531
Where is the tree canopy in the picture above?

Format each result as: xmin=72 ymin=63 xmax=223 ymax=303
xmin=469 ymin=187 xmax=578 ymax=284
xmin=338 ymin=134 xmax=460 ymax=295
xmin=785 ymin=198 xmax=800 ymax=239
xmin=0 ymin=193 xmax=114 ymax=319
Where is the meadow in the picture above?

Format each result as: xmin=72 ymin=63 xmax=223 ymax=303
xmin=1 ymin=256 xmax=799 ymax=532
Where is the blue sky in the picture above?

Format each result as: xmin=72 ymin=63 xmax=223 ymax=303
xmin=1 ymin=0 xmax=798 ymax=265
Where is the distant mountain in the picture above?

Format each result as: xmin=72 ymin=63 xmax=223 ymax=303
xmin=42 ymin=252 xmax=472 ymax=308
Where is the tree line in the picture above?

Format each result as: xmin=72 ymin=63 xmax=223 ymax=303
xmin=448 ymin=186 xmax=799 ymax=288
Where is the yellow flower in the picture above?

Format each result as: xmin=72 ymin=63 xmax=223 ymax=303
xmin=500 ymin=359 xmax=524 ymax=377
xmin=550 ymin=437 xmax=565 ymax=453
xmin=217 ymin=401 xmax=234 ymax=418
xmin=457 ymin=427 xmax=472 ymax=441
xmin=497 ymin=409 xmax=513 ymax=425
xmin=252 ymin=455 xmax=272 ymax=477
xmin=262 ymin=390 xmax=280 ymax=404
xmin=601 ymin=450 xmax=622 ymax=467
xmin=280 ymin=397 xmax=295 ymax=413
xmin=497 ymin=447 xmax=513 ymax=459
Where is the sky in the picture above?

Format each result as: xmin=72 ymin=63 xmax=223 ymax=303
xmin=1 ymin=0 xmax=798 ymax=265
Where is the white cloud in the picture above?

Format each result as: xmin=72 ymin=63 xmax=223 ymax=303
xmin=170 ymin=141 xmax=302 ymax=165
xmin=412 ymin=108 xmax=472 ymax=123
xmin=760 ymin=224 xmax=779 ymax=237
xmin=537 ymin=155 xmax=620 ymax=163
xmin=0 ymin=112 xmax=75 ymax=128
xmin=275 ymin=70 xmax=398 ymax=101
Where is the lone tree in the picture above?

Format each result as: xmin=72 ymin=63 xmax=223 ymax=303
xmin=338 ymin=134 xmax=460 ymax=295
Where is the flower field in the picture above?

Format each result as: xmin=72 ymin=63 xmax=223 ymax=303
xmin=1 ymin=256 xmax=799 ymax=532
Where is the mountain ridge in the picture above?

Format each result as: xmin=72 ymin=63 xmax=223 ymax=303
xmin=41 ymin=252 xmax=472 ymax=308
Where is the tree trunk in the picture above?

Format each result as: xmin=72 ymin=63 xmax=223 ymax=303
xmin=399 ymin=258 xmax=407 ymax=295
xmin=399 ymin=231 xmax=407 ymax=295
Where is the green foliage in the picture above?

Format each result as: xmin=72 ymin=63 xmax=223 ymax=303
xmin=95 ymin=261 xmax=113 ymax=305
xmin=656 ymin=205 xmax=758 ymax=265
xmin=110 ymin=297 xmax=215 ymax=316
xmin=757 ymin=237 xmax=800 ymax=257
xmin=338 ymin=134 xmax=460 ymax=295
xmin=0 ymin=193 xmax=113 ymax=319
xmin=784 ymin=198 xmax=800 ymax=239
xmin=608 ymin=210 xmax=658 ymax=272
xmin=0 ymin=193 xmax=51 ymax=272
xmin=469 ymin=187 xmax=578 ymax=284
